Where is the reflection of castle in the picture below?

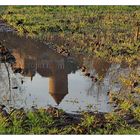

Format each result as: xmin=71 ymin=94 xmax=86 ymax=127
xmin=15 ymin=54 xmax=69 ymax=105
xmin=49 ymin=66 xmax=68 ymax=104
xmin=0 ymin=32 xmax=78 ymax=105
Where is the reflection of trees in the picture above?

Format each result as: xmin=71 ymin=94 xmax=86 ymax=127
xmin=87 ymin=81 xmax=102 ymax=96
xmin=4 ymin=63 xmax=11 ymax=94
xmin=83 ymin=56 xmax=111 ymax=98
xmin=0 ymin=64 xmax=10 ymax=95
xmin=0 ymin=63 xmax=12 ymax=105
xmin=86 ymin=60 xmax=140 ymax=105
xmin=0 ymin=63 xmax=25 ymax=107
xmin=86 ymin=63 xmax=120 ymax=97
xmin=84 ymin=62 xmax=126 ymax=112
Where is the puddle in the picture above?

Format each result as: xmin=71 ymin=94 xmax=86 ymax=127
xmin=0 ymin=32 xmax=140 ymax=113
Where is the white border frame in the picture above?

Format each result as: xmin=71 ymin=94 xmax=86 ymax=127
xmin=0 ymin=2 xmax=140 ymax=140
xmin=0 ymin=0 xmax=140 ymax=5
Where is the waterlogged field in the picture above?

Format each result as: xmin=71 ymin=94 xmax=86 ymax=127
xmin=0 ymin=6 xmax=140 ymax=134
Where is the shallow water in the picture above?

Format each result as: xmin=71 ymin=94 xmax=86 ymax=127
xmin=0 ymin=32 xmax=139 ymax=113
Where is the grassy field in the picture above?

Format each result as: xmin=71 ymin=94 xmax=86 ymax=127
xmin=0 ymin=6 xmax=140 ymax=134
xmin=0 ymin=6 xmax=140 ymax=61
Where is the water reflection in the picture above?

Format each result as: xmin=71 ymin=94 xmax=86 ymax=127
xmin=0 ymin=32 xmax=134 ymax=113
xmin=0 ymin=32 xmax=80 ymax=106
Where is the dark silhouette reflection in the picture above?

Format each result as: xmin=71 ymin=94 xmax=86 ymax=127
xmin=0 ymin=32 xmax=79 ymax=105
xmin=49 ymin=67 xmax=68 ymax=104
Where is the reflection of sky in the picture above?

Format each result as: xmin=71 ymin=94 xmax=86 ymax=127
xmin=18 ymin=69 xmax=112 ymax=113
xmin=23 ymin=73 xmax=56 ymax=108
xmin=0 ymin=61 xmax=126 ymax=114
xmin=0 ymin=63 xmax=25 ymax=107
xmin=0 ymin=61 xmax=113 ymax=113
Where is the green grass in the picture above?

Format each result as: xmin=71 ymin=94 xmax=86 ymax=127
xmin=0 ymin=6 xmax=140 ymax=61
xmin=0 ymin=70 xmax=140 ymax=134
xmin=0 ymin=106 xmax=140 ymax=134
xmin=0 ymin=6 xmax=140 ymax=134
xmin=1 ymin=70 xmax=140 ymax=135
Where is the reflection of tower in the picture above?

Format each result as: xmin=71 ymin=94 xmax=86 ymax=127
xmin=0 ymin=32 xmax=79 ymax=105
xmin=49 ymin=60 xmax=68 ymax=105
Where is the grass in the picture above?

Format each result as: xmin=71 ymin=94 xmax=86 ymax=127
xmin=0 ymin=105 xmax=140 ymax=134
xmin=0 ymin=6 xmax=140 ymax=61
xmin=0 ymin=69 xmax=140 ymax=134
xmin=0 ymin=6 xmax=140 ymax=134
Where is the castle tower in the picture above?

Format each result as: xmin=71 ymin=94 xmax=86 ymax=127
xmin=49 ymin=60 xmax=68 ymax=105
